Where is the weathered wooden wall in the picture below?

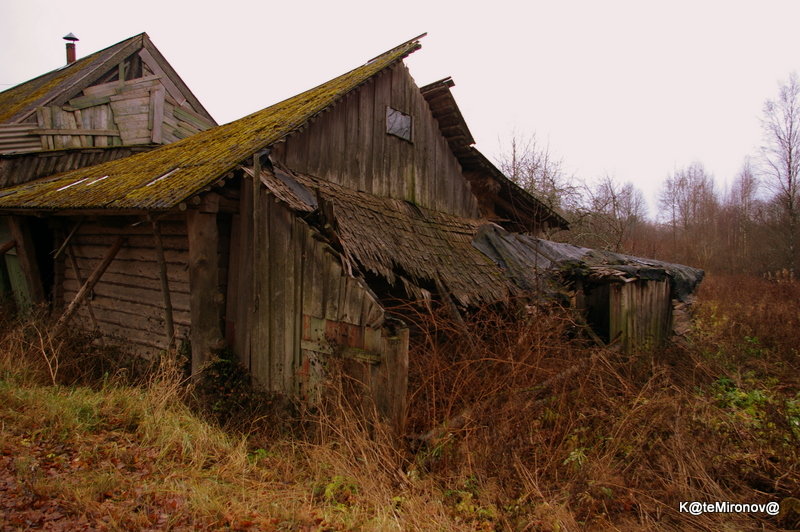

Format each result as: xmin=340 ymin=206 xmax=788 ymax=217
xmin=607 ymin=279 xmax=672 ymax=352
xmin=0 ymin=75 xmax=213 ymax=155
xmin=228 ymin=187 xmax=408 ymax=429
xmin=271 ymin=63 xmax=479 ymax=219
xmin=62 ymin=217 xmax=191 ymax=354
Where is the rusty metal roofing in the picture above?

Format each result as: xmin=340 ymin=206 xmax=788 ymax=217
xmin=0 ymin=37 xmax=423 ymax=211
xmin=0 ymin=34 xmax=145 ymax=124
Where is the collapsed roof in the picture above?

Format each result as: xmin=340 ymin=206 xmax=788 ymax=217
xmin=258 ymin=164 xmax=704 ymax=308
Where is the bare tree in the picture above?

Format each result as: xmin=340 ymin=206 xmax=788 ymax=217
xmin=496 ymin=132 xmax=580 ymax=213
xmin=582 ymin=176 xmax=647 ymax=253
xmin=760 ymin=73 xmax=800 ymax=271
xmin=658 ymin=162 xmax=719 ymax=265
xmin=724 ymin=159 xmax=761 ymax=268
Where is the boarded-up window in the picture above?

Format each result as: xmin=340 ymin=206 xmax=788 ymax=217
xmin=386 ymin=107 xmax=412 ymax=141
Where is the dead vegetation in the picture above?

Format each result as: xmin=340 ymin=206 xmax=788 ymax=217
xmin=0 ymin=274 xmax=798 ymax=530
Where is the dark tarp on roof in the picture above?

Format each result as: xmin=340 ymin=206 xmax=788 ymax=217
xmin=473 ymin=224 xmax=705 ymax=302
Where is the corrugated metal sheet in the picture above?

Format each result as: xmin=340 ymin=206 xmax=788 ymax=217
xmin=0 ymin=146 xmax=156 ymax=188
xmin=0 ymin=37 xmax=423 ymax=211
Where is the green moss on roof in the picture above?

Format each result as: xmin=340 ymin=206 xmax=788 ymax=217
xmin=0 ymin=37 xmax=422 ymax=211
xmin=0 ymin=34 xmax=143 ymax=124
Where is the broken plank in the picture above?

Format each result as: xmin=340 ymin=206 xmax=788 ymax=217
xmin=30 ymin=128 xmax=120 ymax=137
xmin=151 ymin=87 xmax=165 ymax=143
xmin=54 ymin=235 xmax=124 ymax=336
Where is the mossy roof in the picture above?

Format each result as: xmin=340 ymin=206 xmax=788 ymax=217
xmin=0 ymin=37 xmax=423 ymax=211
xmin=0 ymin=34 xmax=145 ymax=124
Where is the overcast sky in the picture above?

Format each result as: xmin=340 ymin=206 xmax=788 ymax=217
xmin=3 ymin=0 xmax=800 ymax=216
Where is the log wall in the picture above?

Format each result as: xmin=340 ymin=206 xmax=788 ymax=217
xmin=272 ymin=63 xmax=480 ymax=219
xmin=62 ymin=217 xmax=191 ymax=354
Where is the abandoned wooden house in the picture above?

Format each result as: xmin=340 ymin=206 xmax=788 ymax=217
xmin=0 ymin=34 xmax=702 ymax=428
xmin=0 ymin=33 xmax=216 ymax=308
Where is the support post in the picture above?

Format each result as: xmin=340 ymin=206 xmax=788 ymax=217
xmin=151 ymin=218 xmax=175 ymax=348
xmin=7 ymin=216 xmax=44 ymax=305
xmin=65 ymin=246 xmax=103 ymax=344
xmin=187 ymin=203 xmax=223 ymax=376
xmin=54 ymin=236 xmax=123 ymax=336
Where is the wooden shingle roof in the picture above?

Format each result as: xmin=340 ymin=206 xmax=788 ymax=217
xmin=0 ymin=36 xmax=423 ymax=211
xmin=256 ymin=165 xmax=511 ymax=306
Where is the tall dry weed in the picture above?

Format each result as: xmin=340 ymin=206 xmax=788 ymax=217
xmin=397 ymin=286 xmax=797 ymax=530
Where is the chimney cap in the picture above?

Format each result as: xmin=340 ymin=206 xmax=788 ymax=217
xmin=63 ymin=33 xmax=79 ymax=42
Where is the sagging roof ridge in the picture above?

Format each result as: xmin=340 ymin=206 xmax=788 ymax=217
xmin=0 ymin=36 xmax=424 ymax=211
xmin=256 ymin=163 xmax=702 ymax=309
xmin=419 ymin=76 xmax=569 ymax=231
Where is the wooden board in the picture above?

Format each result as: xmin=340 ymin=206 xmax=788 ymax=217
xmin=187 ymin=209 xmax=223 ymax=374
xmin=273 ymin=64 xmax=479 ymax=218
xmin=58 ymin=219 xmax=190 ymax=355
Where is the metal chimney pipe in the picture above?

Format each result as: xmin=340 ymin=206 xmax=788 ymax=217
xmin=63 ymin=33 xmax=79 ymax=64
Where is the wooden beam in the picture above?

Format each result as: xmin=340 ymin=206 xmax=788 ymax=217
xmin=65 ymin=246 xmax=104 ymax=345
xmin=150 ymin=87 xmax=165 ymax=144
xmin=30 ymin=129 xmax=120 ymax=137
xmin=54 ymin=236 xmax=124 ymax=336
xmin=250 ymin=155 xmax=262 ymax=372
xmin=7 ymin=216 xmax=45 ymax=305
xmin=151 ymin=218 xmax=175 ymax=348
xmin=187 ymin=209 xmax=223 ymax=375
xmin=137 ymin=48 xmax=187 ymax=107
xmin=52 ymin=220 xmax=82 ymax=259
xmin=0 ymin=240 xmax=16 ymax=255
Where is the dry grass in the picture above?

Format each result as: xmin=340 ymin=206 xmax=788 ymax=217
xmin=0 ymin=274 xmax=798 ymax=530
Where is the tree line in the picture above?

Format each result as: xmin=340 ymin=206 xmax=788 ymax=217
xmin=501 ymin=74 xmax=800 ymax=276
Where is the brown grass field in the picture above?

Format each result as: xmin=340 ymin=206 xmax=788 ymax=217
xmin=0 ymin=274 xmax=798 ymax=530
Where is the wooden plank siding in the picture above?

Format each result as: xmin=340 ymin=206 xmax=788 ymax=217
xmin=272 ymin=63 xmax=480 ymax=219
xmin=61 ymin=217 xmax=191 ymax=355
xmin=607 ymin=279 xmax=673 ymax=352
xmin=0 ymin=74 xmax=214 ymax=158
xmin=227 ymin=192 xmax=407 ymax=429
